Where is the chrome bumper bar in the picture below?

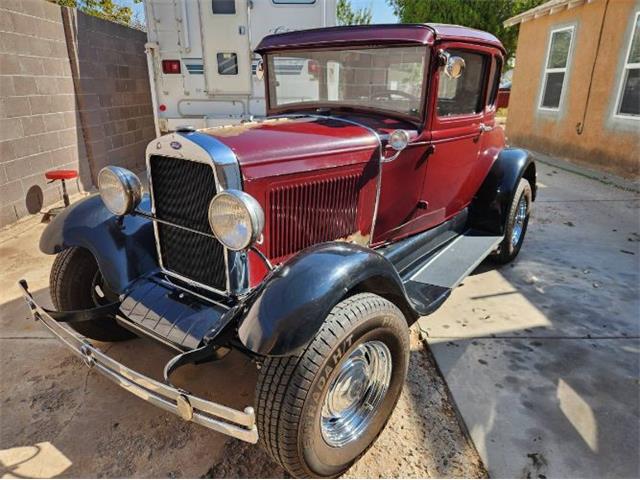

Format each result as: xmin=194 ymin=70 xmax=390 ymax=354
xmin=18 ymin=280 xmax=258 ymax=444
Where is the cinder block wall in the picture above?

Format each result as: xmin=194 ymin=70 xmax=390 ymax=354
xmin=0 ymin=0 xmax=155 ymax=229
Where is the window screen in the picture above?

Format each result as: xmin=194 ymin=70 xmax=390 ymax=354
xmin=212 ymin=0 xmax=235 ymax=14
xmin=217 ymin=53 xmax=238 ymax=75
xmin=437 ymin=50 xmax=488 ymax=117
xmin=540 ymin=27 xmax=574 ymax=110
xmin=617 ymin=12 xmax=639 ymax=117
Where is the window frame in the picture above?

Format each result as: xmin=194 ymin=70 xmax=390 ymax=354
xmin=538 ymin=25 xmax=575 ymax=112
xmin=434 ymin=48 xmax=491 ymax=119
xmin=613 ymin=11 xmax=640 ymax=120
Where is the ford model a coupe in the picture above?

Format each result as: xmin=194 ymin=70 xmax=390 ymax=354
xmin=20 ymin=24 xmax=536 ymax=477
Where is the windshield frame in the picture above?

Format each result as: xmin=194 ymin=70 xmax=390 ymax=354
xmin=263 ymin=44 xmax=431 ymax=124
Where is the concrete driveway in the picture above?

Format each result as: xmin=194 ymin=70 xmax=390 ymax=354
xmin=0 ymin=157 xmax=637 ymax=478
xmin=420 ymin=158 xmax=640 ymax=478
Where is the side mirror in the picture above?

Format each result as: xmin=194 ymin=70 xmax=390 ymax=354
xmin=255 ymin=60 xmax=264 ymax=80
xmin=444 ymin=55 xmax=465 ymax=80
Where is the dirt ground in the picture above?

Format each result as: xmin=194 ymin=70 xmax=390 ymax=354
xmin=0 ymin=217 xmax=485 ymax=478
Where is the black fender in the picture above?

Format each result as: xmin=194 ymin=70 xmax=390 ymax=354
xmin=469 ymin=148 xmax=537 ymax=235
xmin=39 ymin=194 xmax=158 ymax=294
xmin=236 ymin=242 xmax=416 ymax=357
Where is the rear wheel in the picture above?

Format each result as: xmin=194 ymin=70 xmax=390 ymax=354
xmin=50 ymin=247 xmax=135 ymax=342
xmin=256 ymin=293 xmax=410 ymax=478
xmin=491 ymin=178 xmax=532 ymax=264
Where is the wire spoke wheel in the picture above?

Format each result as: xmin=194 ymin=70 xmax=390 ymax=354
xmin=511 ymin=194 xmax=528 ymax=247
xmin=321 ymin=340 xmax=392 ymax=447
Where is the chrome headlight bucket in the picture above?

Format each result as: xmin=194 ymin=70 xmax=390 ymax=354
xmin=98 ymin=166 xmax=142 ymax=216
xmin=208 ymin=190 xmax=264 ymax=251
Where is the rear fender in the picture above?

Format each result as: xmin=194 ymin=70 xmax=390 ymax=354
xmin=39 ymin=194 xmax=158 ymax=293
xmin=237 ymin=242 xmax=416 ymax=357
xmin=469 ymin=148 xmax=536 ymax=235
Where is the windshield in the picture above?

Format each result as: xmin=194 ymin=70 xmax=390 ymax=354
xmin=266 ymin=46 xmax=427 ymax=119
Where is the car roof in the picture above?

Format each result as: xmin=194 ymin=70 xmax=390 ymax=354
xmin=255 ymin=24 xmax=505 ymax=54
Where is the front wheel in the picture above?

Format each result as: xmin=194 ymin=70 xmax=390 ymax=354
xmin=491 ymin=178 xmax=532 ymax=264
xmin=50 ymin=247 xmax=136 ymax=342
xmin=256 ymin=293 xmax=410 ymax=478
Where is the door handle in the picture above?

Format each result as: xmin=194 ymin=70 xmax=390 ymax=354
xmin=479 ymin=123 xmax=494 ymax=133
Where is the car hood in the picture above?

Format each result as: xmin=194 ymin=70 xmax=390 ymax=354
xmin=197 ymin=116 xmax=380 ymax=180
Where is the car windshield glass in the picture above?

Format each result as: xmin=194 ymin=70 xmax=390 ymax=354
xmin=267 ymin=46 xmax=427 ymax=118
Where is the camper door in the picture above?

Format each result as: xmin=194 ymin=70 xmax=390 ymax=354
xmin=200 ymin=0 xmax=251 ymax=95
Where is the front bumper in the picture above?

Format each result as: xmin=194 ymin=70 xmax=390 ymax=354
xmin=18 ymin=280 xmax=258 ymax=444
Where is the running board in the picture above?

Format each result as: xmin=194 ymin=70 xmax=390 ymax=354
xmin=401 ymin=230 xmax=503 ymax=315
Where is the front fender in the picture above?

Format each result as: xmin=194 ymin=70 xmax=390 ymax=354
xmin=40 ymin=194 xmax=158 ymax=293
xmin=469 ymin=148 xmax=536 ymax=235
xmin=237 ymin=242 xmax=413 ymax=357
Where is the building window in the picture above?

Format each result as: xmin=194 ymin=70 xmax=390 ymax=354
xmin=615 ymin=12 xmax=640 ymax=118
xmin=539 ymin=26 xmax=574 ymax=110
xmin=437 ymin=50 xmax=488 ymax=117
xmin=212 ymin=0 xmax=235 ymax=14
xmin=217 ymin=53 xmax=238 ymax=75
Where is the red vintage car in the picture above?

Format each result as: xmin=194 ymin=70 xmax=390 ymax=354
xmin=20 ymin=24 xmax=536 ymax=477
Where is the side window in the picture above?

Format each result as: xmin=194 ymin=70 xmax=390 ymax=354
xmin=615 ymin=11 xmax=639 ymax=117
xmin=488 ymin=56 xmax=503 ymax=106
xmin=217 ymin=53 xmax=238 ymax=75
xmin=437 ymin=50 xmax=488 ymax=117
xmin=540 ymin=26 xmax=574 ymax=110
xmin=212 ymin=0 xmax=235 ymax=14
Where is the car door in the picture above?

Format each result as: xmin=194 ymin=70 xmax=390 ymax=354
xmin=419 ymin=45 xmax=493 ymax=227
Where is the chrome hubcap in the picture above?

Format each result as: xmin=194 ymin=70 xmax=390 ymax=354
xmin=511 ymin=195 xmax=528 ymax=247
xmin=321 ymin=340 xmax=392 ymax=447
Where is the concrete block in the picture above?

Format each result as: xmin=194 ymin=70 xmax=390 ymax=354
xmin=3 ymin=96 xmax=31 ymax=118
xmin=34 ymin=131 xmax=60 ymax=152
xmin=18 ymin=56 xmax=44 ymax=76
xmin=50 ymin=145 xmax=79 ymax=167
xmin=62 ymin=111 xmax=78 ymax=129
xmin=0 ymin=180 xmax=23 ymax=204
xmin=5 ymin=158 xmax=30 ymax=182
xmin=21 ymin=115 xmax=46 ymax=137
xmin=0 ymin=77 xmax=15 ymax=97
xmin=10 ymin=136 xmax=41 ymax=159
xmin=42 ymin=113 xmax=65 ymax=132
xmin=41 ymin=0 xmax=63 ymax=21
xmin=29 ymin=96 xmax=52 ymax=115
xmin=57 ymin=128 xmax=78 ymax=148
xmin=55 ymin=77 xmax=75 ymax=95
xmin=0 ymin=118 xmax=24 ymax=142
xmin=12 ymin=76 xmax=38 ymax=96
xmin=0 ymin=164 xmax=8 ymax=185
xmin=0 ymin=204 xmax=18 ymax=229
xmin=0 ymin=141 xmax=16 ymax=164
xmin=35 ymin=76 xmax=60 ymax=96
xmin=0 ymin=54 xmax=21 ymax=75
xmin=49 ymin=94 xmax=75 ymax=113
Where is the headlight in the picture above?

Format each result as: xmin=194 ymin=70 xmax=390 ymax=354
xmin=98 ymin=166 xmax=142 ymax=216
xmin=208 ymin=190 xmax=264 ymax=251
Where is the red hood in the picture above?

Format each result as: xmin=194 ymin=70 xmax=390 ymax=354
xmin=198 ymin=116 xmax=379 ymax=180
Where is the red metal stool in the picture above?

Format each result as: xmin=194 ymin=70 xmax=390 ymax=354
xmin=45 ymin=169 xmax=78 ymax=207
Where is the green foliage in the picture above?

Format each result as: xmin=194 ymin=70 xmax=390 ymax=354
xmin=387 ymin=0 xmax=545 ymax=61
xmin=337 ymin=0 xmax=373 ymax=26
xmin=49 ymin=0 xmax=142 ymax=27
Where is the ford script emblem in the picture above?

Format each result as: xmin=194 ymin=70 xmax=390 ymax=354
xmin=170 ymin=141 xmax=182 ymax=150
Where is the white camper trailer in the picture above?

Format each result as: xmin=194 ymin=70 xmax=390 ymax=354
xmin=143 ymin=0 xmax=337 ymax=134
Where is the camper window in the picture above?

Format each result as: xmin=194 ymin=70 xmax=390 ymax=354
xmin=212 ymin=0 xmax=235 ymax=14
xmin=217 ymin=53 xmax=239 ymax=75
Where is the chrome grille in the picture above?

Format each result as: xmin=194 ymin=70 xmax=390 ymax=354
xmin=268 ymin=175 xmax=359 ymax=259
xmin=149 ymin=155 xmax=226 ymax=291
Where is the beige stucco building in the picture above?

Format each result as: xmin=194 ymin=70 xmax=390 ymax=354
xmin=505 ymin=0 xmax=639 ymax=178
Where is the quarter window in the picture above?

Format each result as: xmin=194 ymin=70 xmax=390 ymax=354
xmin=540 ymin=26 xmax=574 ymax=110
xmin=217 ymin=53 xmax=238 ymax=75
xmin=436 ymin=50 xmax=488 ymax=117
xmin=615 ymin=12 xmax=640 ymax=117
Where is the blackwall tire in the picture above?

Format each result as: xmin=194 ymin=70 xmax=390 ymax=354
xmin=255 ymin=293 xmax=410 ymax=478
xmin=50 ymin=247 xmax=136 ymax=342
xmin=491 ymin=178 xmax=532 ymax=264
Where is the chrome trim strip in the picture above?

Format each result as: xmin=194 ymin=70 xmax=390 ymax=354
xmin=178 ymin=132 xmax=249 ymax=295
xmin=18 ymin=280 xmax=258 ymax=444
xmin=135 ymin=209 xmax=216 ymax=239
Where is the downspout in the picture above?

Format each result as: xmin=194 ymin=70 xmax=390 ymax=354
xmin=576 ymin=0 xmax=610 ymax=135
